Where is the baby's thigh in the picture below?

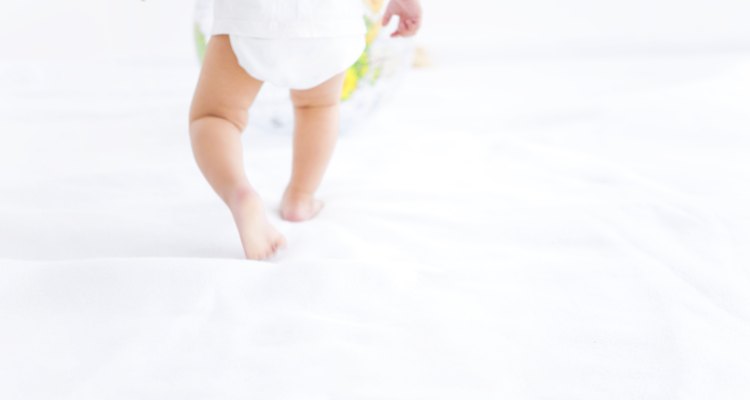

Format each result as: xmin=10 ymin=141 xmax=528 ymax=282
xmin=190 ymin=35 xmax=262 ymax=129
xmin=289 ymin=72 xmax=345 ymax=109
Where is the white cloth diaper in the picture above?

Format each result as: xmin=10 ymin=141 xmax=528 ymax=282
xmin=228 ymin=35 xmax=366 ymax=90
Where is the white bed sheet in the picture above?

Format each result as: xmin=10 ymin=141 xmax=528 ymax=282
xmin=1 ymin=53 xmax=750 ymax=398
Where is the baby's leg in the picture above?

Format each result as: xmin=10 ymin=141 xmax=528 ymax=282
xmin=189 ymin=35 xmax=285 ymax=260
xmin=281 ymin=72 xmax=346 ymax=222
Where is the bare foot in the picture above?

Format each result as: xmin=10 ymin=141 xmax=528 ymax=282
xmin=227 ymin=188 xmax=286 ymax=260
xmin=280 ymin=188 xmax=324 ymax=222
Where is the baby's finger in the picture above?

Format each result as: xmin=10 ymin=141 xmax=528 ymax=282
xmin=397 ymin=19 xmax=417 ymax=37
xmin=404 ymin=19 xmax=418 ymax=35
xmin=400 ymin=18 xmax=415 ymax=37
xmin=382 ymin=10 xmax=394 ymax=27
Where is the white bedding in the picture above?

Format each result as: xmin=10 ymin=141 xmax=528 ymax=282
xmin=2 ymin=51 xmax=750 ymax=398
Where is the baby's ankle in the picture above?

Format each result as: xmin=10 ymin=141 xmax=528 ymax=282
xmin=225 ymin=185 xmax=260 ymax=207
xmin=283 ymin=186 xmax=316 ymax=201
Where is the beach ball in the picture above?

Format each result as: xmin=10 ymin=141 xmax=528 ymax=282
xmin=193 ymin=0 xmax=415 ymax=133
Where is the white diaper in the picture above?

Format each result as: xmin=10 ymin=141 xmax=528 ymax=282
xmin=228 ymin=35 xmax=366 ymax=90
xmin=213 ymin=0 xmax=366 ymax=39
xmin=212 ymin=0 xmax=367 ymax=90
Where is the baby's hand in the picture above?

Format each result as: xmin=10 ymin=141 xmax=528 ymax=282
xmin=382 ymin=0 xmax=422 ymax=38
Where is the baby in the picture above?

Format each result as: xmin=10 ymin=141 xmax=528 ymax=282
xmin=189 ymin=0 xmax=422 ymax=260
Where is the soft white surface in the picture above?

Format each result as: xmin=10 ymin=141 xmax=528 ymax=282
xmin=4 ymin=4 xmax=750 ymax=399
xmin=2 ymin=52 xmax=750 ymax=398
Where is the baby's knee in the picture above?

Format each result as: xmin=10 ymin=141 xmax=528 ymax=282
xmin=189 ymin=104 xmax=249 ymax=133
xmin=290 ymin=93 xmax=340 ymax=110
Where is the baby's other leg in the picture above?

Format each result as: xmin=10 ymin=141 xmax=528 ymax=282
xmin=189 ymin=35 xmax=285 ymax=260
xmin=281 ymin=72 xmax=346 ymax=222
